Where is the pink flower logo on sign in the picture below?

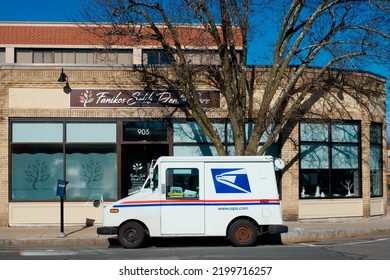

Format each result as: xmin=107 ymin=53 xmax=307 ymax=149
xmin=79 ymin=90 xmax=95 ymax=107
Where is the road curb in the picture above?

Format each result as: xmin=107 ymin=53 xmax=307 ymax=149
xmin=0 ymin=238 xmax=110 ymax=247
xmin=282 ymin=228 xmax=390 ymax=244
xmin=1 ymin=227 xmax=390 ymax=247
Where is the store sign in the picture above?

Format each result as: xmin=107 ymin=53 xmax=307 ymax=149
xmin=70 ymin=89 xmax=220 ymax=108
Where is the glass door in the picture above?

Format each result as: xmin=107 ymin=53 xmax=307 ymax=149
xmin=121 ymin=144 xmax=169 ymax=198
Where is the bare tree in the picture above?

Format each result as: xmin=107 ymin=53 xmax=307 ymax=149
xmin=80 ymin=0 xmax=389 ymax=156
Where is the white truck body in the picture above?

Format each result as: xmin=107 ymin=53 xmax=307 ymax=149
xmin=97 ymin=156 xmax=287 ymax=248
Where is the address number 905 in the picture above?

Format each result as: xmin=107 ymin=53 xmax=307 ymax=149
xmin=137 ymin=129 xmax=150 ymax=135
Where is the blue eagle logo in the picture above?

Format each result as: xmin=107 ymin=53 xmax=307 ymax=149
xmin=211 ymin=168 xmax=251 ymax=193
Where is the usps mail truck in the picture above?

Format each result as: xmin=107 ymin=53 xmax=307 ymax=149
xmin=96 ymin=156 xmax=288 ymax=248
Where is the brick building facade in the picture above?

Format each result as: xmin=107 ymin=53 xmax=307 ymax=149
xmin=0 ymin=22 xmax=387 ymax=226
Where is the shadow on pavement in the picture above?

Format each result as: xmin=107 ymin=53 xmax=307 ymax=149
xmin=65 ymin=223 xmax=94 ymax=237
xmin=107 ymin=233 xmax=284 ymax=248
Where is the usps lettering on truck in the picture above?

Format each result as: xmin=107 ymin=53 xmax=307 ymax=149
xmin=211 ymin=168 xmax=251 ymax=193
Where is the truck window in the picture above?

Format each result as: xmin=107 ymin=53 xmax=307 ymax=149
xmin=166 ymin=168 xmax=199 ymax=199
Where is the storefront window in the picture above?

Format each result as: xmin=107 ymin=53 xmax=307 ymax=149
xmin=173 ymin=121 xmax=224 ymax=156
xmin=173 ymin=144 xmax=218 ymax=156
xmin=66 ymin=122 xmax=116 ymax=142
xmin=370 ymin=123 xmax=383 ymax=197
xmin=11 ymin=144 xmax=63 ymax=200
xmin=173 ymin=121 xmax=280 ymax=156
xmin=173 ymin=121 xmax=225 ymax=143
xmin=12 ymin=122 xmax=63 ymax=142
xmin=300 ymin=122 xmax=361 ymax=199
xmin=66 ymin=145 xmax=117 ymax=200
xmin=11 ymin=121 xmax=117 ymax=201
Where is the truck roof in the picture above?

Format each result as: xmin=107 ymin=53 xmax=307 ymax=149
xmin=156 ymin=155 xmax=275 ymax=164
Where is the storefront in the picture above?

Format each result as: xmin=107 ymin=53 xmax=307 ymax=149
xmin=0 ymin=22 xmax=387 ymax=226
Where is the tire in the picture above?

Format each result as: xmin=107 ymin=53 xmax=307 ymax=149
xmin=228 ymin=219 xmax=257 ymax=247
xmin=118 ymin=221 xmax=146 ymax=249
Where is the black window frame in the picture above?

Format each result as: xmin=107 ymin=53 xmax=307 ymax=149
xmin=14 ymin=48 xmax=133 ymax=65
xmin=143 ymin=49 xmax=171 ymax=65
xmin=299 ymin=121 xmax=362 ymax=199
xmin=9 ymin=119 xmax=118 ymax=202
xmin=370 ymin=122 xmax=383 ymax=197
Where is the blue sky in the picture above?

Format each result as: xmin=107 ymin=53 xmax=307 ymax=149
xmin=0 ymin=0 xmax=83 ymax=22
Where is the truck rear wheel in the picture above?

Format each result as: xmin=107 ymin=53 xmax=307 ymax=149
xmin=118 ymin=221 xmax=145 ymax=249
xmin=228 ymin=219 xmax=257 ymax=247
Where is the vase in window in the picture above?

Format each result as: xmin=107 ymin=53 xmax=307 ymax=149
xmin=315 ymin=186 xmax=321 ymax=197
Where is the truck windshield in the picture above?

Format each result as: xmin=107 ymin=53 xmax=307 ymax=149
xmin=152 ymin=164 xmax=159 ymax=191
xmin=143 ymin=164 xmax=158 ymax=190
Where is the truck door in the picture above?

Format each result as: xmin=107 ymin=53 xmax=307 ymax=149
xmin=160 ymin=162 xmax=204 ymax=235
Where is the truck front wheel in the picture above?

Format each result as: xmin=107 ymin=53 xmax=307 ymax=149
xmin=228 ymin=219 xmax=257 ymax=247
xmin=118 ymin=221 xmax=145 ymax=249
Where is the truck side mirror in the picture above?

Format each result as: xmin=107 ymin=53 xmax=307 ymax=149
xmin=93 ymin=195 xmax=104 ymax=208
xmin=93 ymin=199 xmax=100 ymax=208
xmin=274 ymin=158 xmax=285 ymax=171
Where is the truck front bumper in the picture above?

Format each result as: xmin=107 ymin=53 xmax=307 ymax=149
xmin=268 ymin=225 xmax=288 ymax=234
xmin=97 ymin=226 xmax=118 ymax=235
